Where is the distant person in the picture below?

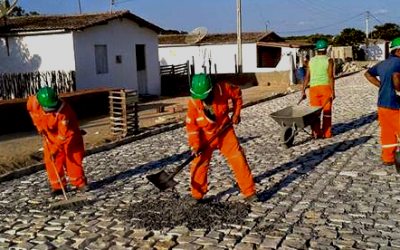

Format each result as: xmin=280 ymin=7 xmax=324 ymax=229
xmin=364 ymin=37 xmax=400 ymax=166
xmin=186 ymin=74 xmax=257 ymax=203
xmin=304 ymin=55 xmax=310 ymax=69
xmin=33 ymin=87 xmax=87 ymax=196
xmin=301 ymin=40 xmax=335 ymax=139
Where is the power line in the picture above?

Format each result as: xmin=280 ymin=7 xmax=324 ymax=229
xmin=114 ymin=0 xmax=137 ymax=6
xmin=369 ymin=12 xmax=384 ymax=24
xmin=277 ymin=12 xmax=365 ymax=34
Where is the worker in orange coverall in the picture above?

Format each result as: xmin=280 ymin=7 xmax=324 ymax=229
xmin=301 ymin=40 xmax=335 ymax=139
xmin=186 ymin=74 xmax=257 ymax=203
xmin=27 ymin=95 xmax=44 ymax=133
xmin=365 ymin=37 xmax=400 ymax=166
xmin=35 ymin=87 xmax=87 ymax=196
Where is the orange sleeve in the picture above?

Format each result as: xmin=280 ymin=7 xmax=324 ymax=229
xmin=186 ymin=99 xmax=201 ymax=149
xmin=227 ymin=83 xmax=243 ymax=116
xmin=55 ymin=111 xmax=73 ymax=146
xmin=27 ymin=96 xmax=43 ymax=132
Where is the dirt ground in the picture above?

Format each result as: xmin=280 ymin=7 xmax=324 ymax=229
xmin=0 ymin=83 xmax=301 ymax=175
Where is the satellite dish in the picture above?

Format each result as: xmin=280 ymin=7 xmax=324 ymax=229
xmin=185 ymin=27 xmax=208 ymax=45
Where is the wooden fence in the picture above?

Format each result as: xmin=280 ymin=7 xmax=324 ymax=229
xmin=160 ymin=61 xmax=191 ymax=96
xmin=0 ymin=70 xmax=76 ymax=100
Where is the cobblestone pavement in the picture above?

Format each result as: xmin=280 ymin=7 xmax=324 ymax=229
xmin=0 ymin=72 xmax=398 ymax=249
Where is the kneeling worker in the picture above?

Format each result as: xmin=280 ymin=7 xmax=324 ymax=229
xmin=35 ymin=87 xmax=87 ymax=196
xmin=186 ymin=74 xmax=257 ymax=203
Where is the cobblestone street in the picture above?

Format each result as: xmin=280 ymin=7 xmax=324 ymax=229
xmin=1 ymin=72 xmax=399 ymax=250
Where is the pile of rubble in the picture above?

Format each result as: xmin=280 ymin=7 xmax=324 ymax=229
xmin=340 ymin=62 xmax=364 ymax=74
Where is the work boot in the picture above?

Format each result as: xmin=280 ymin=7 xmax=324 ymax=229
xmin=244 ymin=194 xmax=259 ymax=203
xmin=50 ymin=188 xmax=65 ymax=198
xmin=382 ymin=161 xmax=395 ymax=166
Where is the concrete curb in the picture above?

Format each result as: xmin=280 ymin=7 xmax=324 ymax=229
xmin=0 ymin=71 xmax=361 ymax=183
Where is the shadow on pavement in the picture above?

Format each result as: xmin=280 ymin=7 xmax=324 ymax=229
xmin=293 ymin=112 xmax=376 ymax=147
xmin=331 ymin=112 xmax=376 ymax=137
xmin=214 ymin=136 xmax=372 ymax=202
xmin=89 ymin=136 xmax=260 ymax=191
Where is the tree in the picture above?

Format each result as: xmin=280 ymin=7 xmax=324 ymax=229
xmin=371 ymin=23 xmax=400 ymax=41
xmin=333 ymin=28 xmax=366 ymax=47
xmin=2 ymin=0 xmax=39 ymax=17
xmin=284 ymin=33 xmax=333 ymax=43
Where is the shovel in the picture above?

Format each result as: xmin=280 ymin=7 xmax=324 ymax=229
xmin=395 ymin=135 xmax=400 ymax=173
xmin=147 ymin=121 xmax=233 ymax=191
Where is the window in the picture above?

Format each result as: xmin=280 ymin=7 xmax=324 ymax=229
xmin=95 ymin=45 xmax=108 ymax=74
xmin=136 ymin=44 xmax=146 ymax=71
xmin=257 ymin=46 xmax=282 ymax=68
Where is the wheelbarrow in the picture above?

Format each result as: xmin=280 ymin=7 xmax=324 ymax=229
xmin=270 ymin=105 xmax=323 ymax=148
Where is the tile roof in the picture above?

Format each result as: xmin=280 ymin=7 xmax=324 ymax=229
xmin=159 ymin=31 xmax=283 ymax=46
xmin=0 ymin=10 xmax=163 ymax=33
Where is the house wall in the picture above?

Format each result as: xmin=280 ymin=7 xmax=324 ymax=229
xmin=360 ymin=43 xmax=387 ymax=61
xmin=331 ymin=46 xmax=353 ymax=60
xmin=73 ymin=18 xmax=161 ymax=95
xmin=159 ymin=43 xmax=298 ymax=74
xmin=0 ymin=32 xmax=75 ymax=73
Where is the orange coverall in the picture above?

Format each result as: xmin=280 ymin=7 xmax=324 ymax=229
xmin=186 ymin=81 xmax=256 ymax=199
xmin=40 ymin=101 xmax=87 ymax=190
xmin=378 ymin=107 xmax=400 ymax=163
xmin=309 ymin=85 xmax=332 ymax=138
xmin=27 ymin=95 xmax=44 ymax=132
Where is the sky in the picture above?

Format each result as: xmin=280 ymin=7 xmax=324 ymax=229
xmin=17 ymin=0 xmax=400 ymax=36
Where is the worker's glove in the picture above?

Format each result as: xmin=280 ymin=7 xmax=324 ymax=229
xmin=231 ymin=114 xmax=241 ymax=125
xmin=50 ymin=148 xmax=59 ymax=161
xmin=191 ymin=147 xmax=200 ymax=157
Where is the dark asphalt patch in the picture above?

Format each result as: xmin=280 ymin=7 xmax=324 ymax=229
xmin=119 ymin=194 xmax=251 ymax=230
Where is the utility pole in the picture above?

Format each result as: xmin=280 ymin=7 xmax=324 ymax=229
xmin=110 ymin=0 xmax=115 ymax=13
xmin=366 ymin=11 xmax=370 ymax=45
xmin=77 ymin=0 xmax=82 ymax=14
xmin=237 ymin=0 xmax=242 ymax=74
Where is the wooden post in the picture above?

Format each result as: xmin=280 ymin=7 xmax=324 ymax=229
xmin=187 ymin=60 xmax=191 ymax=87
xmin=237 ymin=0 xmax=243 ymax=74
xmin=192 ymin=56 xmax=195 ymax=74
xmin=234 ymin=54 xmax=238 ymax=74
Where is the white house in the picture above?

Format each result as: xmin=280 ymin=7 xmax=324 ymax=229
xmin=158 ymin=31 xmax=313 ymax=75
xmin=0 ymin=10 xmax=163 ymax=95
xmin=360 ymin=39 xmax=389 ymax=61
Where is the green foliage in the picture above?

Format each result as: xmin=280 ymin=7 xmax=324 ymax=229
xmin=371 ymin=23 xmax=400 ymax=41
xmin=332 ymin=28 xmax=365 ymax=47
xmin=0 ymin=0 xmax=39 ymax=18
xmin=284 ymin=33 xmax=333 ymax=44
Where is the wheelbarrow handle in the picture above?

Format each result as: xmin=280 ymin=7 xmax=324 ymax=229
xmin=165 ymin=121 xmax=233 ymax=182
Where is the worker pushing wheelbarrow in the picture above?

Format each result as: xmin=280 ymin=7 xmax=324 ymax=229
xmin=270 ymin=39 xmax=335 ymax=148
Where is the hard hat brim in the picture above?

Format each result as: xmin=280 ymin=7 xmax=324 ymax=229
xmin=190 ymin=88 xmax=212 ymax=100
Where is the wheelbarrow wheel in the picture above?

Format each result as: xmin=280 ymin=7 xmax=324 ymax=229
xmin=280 ymin=126 xmax=295 ymax=148
xmin=395 ymin=151 xmax=400 ymax=173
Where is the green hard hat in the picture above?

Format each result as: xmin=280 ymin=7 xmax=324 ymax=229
xmin=316 ymin=40 xmax=329 ymax=51
xmin=390 ymin=37 xmax=400 ymax=51
xmin=190 ymin=74 xmax=213 ymax=100
xmin=36 ymin=86 xmax=58 ymax=108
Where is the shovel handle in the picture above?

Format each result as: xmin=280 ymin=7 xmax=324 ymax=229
xmin=43 ymin=136 xmax=69 ymax=200
xmin=165 ymin=121 xmax=233 ymax=182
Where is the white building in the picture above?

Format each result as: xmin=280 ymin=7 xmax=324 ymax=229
xmin=360 ymin=39 xmax=389 ymax=61
xmin=0 ymin=10 xmax=162 ymax=95
xmin=158 ymin=31 xmax=313 ymax=75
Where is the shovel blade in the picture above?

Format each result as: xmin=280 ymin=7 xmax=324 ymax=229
xmin=395 ymin=151 xmax=400 ymax=173
xmin=146 ymin=170 xmax=178 ymax=191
